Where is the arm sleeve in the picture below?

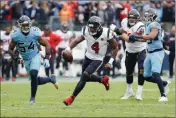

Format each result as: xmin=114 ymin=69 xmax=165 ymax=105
xmin=34 ymin=27 xmax=42 ymax=40
xmin=149 ymin=22 xmax=161 ymax=30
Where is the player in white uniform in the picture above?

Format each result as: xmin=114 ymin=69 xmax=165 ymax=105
xmin=110 ymin=9 xmax=146 ymax=100
xmin=63 ymin=16 xmax=118 ymax=106
xmin=55 ymin=22 xmax=75 ymax=76
xmin=1 ymin=26 xmax=17 ymax=81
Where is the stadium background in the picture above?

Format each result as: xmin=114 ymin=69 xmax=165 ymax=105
xmin=0 ymin=0 xmax=175 ymax=78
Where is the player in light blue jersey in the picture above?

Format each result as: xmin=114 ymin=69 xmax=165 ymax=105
xmin=8 ymin=15 xmax=58 ymax=105
xmin=128 ymin=8 xmax=171 ymax=102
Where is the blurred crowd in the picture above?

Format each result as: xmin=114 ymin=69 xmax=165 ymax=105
xmin=0 ymin=0 xmax=175 ymax=31
xmin=0 ymin=0 xmax=175 ymax=81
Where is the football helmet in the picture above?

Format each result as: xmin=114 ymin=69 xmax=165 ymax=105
xmin=127 ymin=9 xmax=140 ymax=27
xmin=144 ymin=8 xmax=157 ymax=24
xmin=61 ymin=22 xmax=69 ymax=33
xmin=18 ymin=15 xmax=31 ymax=33
xmin=87 ymin=16 xmax=102 ymax=35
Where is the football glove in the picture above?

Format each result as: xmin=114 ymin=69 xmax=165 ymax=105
xmin=43 ymin=59 xmax=50 ymax=68
xmin=129 ymin=34 xmax=143 ymax=42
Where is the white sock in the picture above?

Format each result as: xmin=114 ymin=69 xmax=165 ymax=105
xmin=127 ymin=84 xmax=133 ymax=92
xmin=137 ymin=85 xmax=143 ymax=93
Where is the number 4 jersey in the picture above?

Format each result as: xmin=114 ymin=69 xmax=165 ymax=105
xmin=82 ymin=26 xmax=114 ymax=61
xmin=10 ymin=26 xmax=41 ymax=60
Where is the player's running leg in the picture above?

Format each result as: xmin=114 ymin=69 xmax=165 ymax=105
xmin=121 ymin=52 xmax=136 ymax=100
xmin=136 ymin=50 xmax=146 ymax=100
xmin=63 ymin=57 xmax=107 ymax=106
xmin=63 ymin=57 xmax=92 ymax=106
xmin=144 ymin=51 xmax=169 ymax=102
xmin=28 ymin=53 xmax=58 ymax=105
xmin=29 ymin=69 xmax=38 ymax=105
xmin=37 ymin=74 xmax=58 ymax=89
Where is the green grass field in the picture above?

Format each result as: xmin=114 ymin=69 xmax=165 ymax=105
xmin=1 ymin=79 xmax=175 ymax=117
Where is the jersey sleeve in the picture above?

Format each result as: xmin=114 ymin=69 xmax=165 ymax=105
xmin=136 ymin=23 xmax=145 ymax=35
xmin=149 ymin=22 xmax=161 ymax=30
xmin=0 ymin=32 xmax=3 ymax=40
xmin=10 ymin=29 xmax=18 ymax=42
xmin=32 ymin=27 xmax=42 ymax=40
xmin=108 ymin=29 xmax=114 ymax=40
xmin=121 ymin=18 xmax=128 ymax=31
xmin=81 ymin=26 xmax=87 ymax=36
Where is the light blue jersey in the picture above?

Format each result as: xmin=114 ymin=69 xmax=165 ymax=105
xmin=10 ymin=26 xmax=41 ymax=60
xmin=145 ymin=21 xmax=163 ymax=52
xmin=143 ymin=21 xmax=164 ymax=77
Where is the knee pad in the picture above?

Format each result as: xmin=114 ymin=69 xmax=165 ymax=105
xmin=30 ymin=70 xmax=38 ymax=80
xmin=82 ymin=71 xmax=90 ymax=81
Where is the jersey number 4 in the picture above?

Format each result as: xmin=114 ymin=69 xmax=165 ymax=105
xmin=18 ymin=41 xmax=34 ymax=53
xmin=91 ymin=42 xmax=99 ymax=54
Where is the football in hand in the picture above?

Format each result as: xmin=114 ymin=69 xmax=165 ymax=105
xmin=62 ymin=50 xmax=73 ymax=62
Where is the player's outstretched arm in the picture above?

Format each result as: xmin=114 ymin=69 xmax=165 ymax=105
xmin=141 ymin=28 xmax=158 ymax=41
xmin=8 ymin=40 xmax=17 ymax=59
xmin=66 ymin=35 xmax=85 ymax=51
xmin=110 ymin=24 xmax=127 ymax=35
xmin=129 ymin=28 xmax=158 ymax=42
xmin=105 ymin=39 xmax=118 ymax=68
xmin=38 ymin=37 xmax=50 ymax=59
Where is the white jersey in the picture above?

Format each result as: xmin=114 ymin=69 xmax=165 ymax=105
xmin=1 ymin=31 xmax=11 ymax=51
xmin=121 ymin=18 xmax=146 ymax=53
xmin=55 ymin=30 xmax=74 ymax=49
xmin=82 ymin=26 xmax=114 ymax=61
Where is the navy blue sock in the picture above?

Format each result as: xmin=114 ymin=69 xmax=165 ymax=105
xmin=37 ymin=76 xmax=51 ymax=85
xmin=88 ymin=74 xmax=101 ymax=82
xmin=145 ymin=76 xmax=167 ymax=86
xmin=145 ymin=73 xmax=165 ymax=97
xmin=30 ymin=70 xmax=38 ymax=98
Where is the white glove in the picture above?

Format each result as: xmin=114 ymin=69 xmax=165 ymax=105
xmin=43 ymin=59 xmax=50 ymax=68
xmin=110 ymin=24 xmax=117 ymax=31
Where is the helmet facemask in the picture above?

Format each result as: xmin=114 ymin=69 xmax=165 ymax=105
xmin=128 ymin=17 xmax=138 ymax=27
xmin=144 ymin=9 xmax=157 ymax=25
xmin=18 ymin=21 xmax=31 ymax=33
xmin=88 ymin=23 xmax=101 ymax=35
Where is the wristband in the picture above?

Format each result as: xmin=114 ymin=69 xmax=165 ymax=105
xmin=108 ymin=58 xmax=114 ymax=65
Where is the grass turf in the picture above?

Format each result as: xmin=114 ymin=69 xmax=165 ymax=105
xmin=0 ymin=79 xmax=175 ymax=117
